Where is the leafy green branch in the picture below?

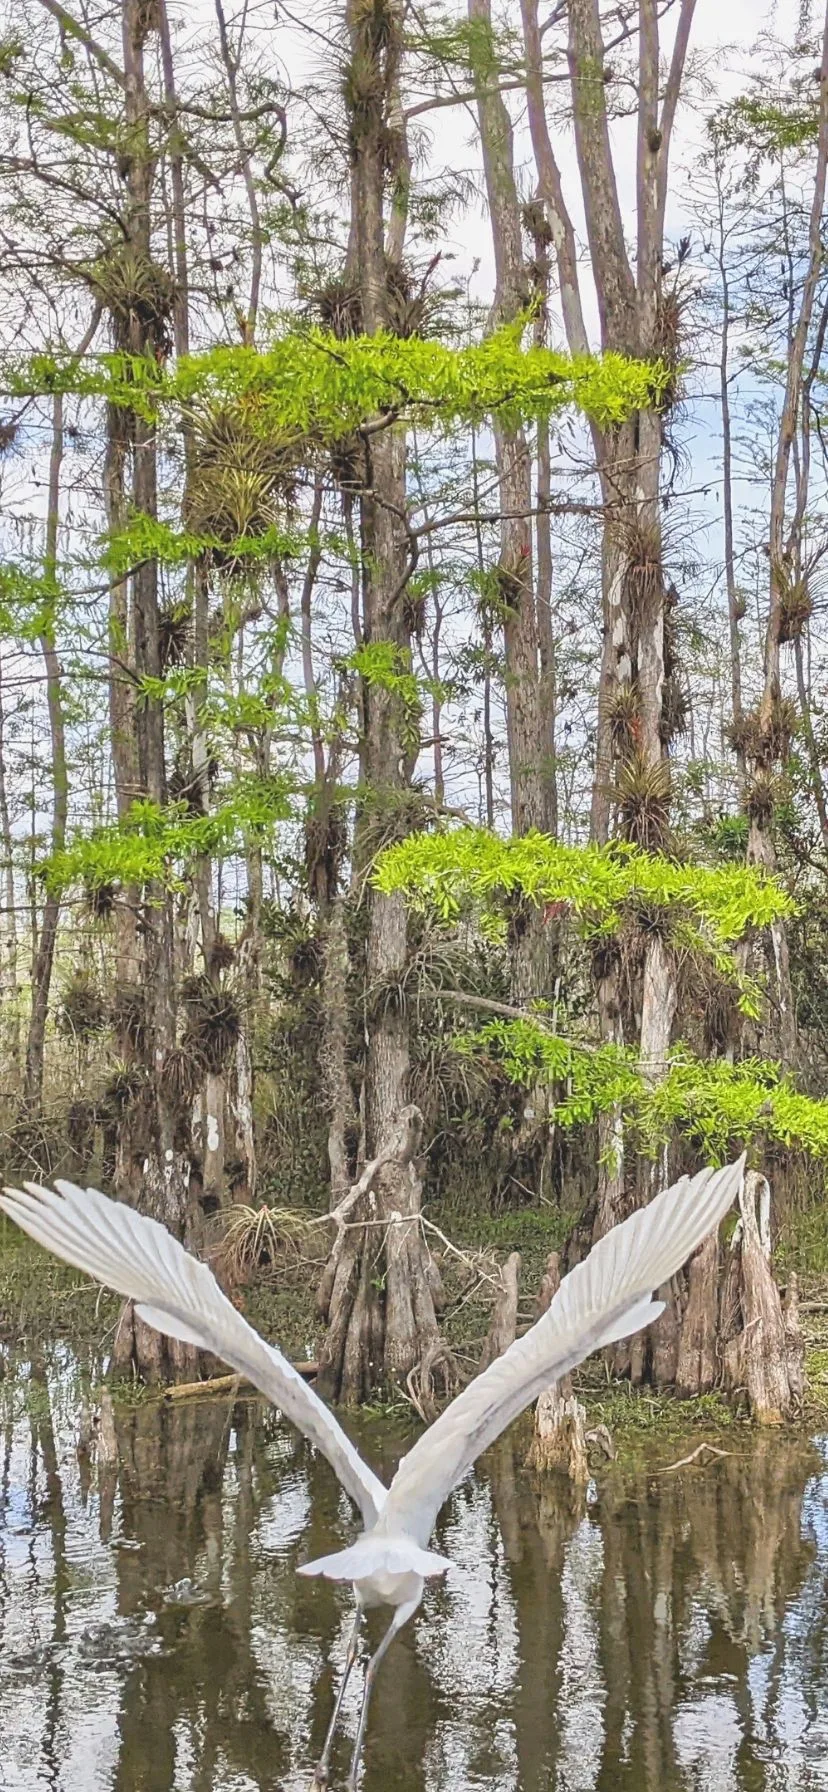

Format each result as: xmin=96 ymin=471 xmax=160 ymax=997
xmin=43 ymin=776 xmax=294 ymax=895
xmin=460 ymin=1018 xmax=828 ymax=1166
xmin=375 ymin=827 xmax=792 ymax=946
xmin=5 ymin=320 xmax=669 ymax=439
xmin=102 ymin=513 xmax=306 ymax=575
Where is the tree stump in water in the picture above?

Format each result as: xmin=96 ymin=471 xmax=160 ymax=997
xmin=527 ymin=1384 xmax=590 ymax=1482
xmin=525 ymin=1249 xmax=590 ymax=1483
xmin=675 ymin=1229 xmax=719 ymax=1398
xmin=479 ymin=1250 xmax=521 ymax=1370
xmin=721 ymin=1170 xmax=803 ymax=1423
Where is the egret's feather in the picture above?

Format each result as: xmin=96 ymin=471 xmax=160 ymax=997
xmin=375 ymin=1157 xmax=744 ymax=1547
xmin=0 ymin=1178 xmax=385 ymax=1528
xmin=298 ymin=1536 xmax=450 ymax=1581
xmin=0 ymin=1158 xmax=744 ymax=1559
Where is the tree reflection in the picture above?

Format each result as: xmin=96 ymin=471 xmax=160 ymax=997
xmin=1 ymin=1357 xmax=825 ymax=1792
xmin=488 ymin=1430 xmax=587 ymax=1790
xmin=110 ymin=1392 xmax=283 ymax=1792
xmin=591 ymin=1436 xmax=820 ymax=1791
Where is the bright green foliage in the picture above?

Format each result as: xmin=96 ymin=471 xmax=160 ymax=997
xmin=5 ymin=321 xmax=667 ymax=438
xmin=135 ymin=667 xmax=206 ymax=707
xmin=0 ymin=561 xmax=61 ymax=639
xmin=136 ymin=665 xmax=296 ymax=726
xmin=461 ymin=1019 xmax=828 ymax=1165
xmin=348 ymin=642 xmax=446 ymax=752
xmin=375 ymin=827 xmax=792 ymax=946
xmin=646 ymin=1054 xmax=828 ymax=1163
xmin=103 ymin=514 xmax=305 ymax=574
xmin=43 ymin=777 xmax=292 ymax=895
xmin=460 ymin=1020 xmax=640 ymax=1116
xmin=714 ymin=93 xmax=820 ymax=156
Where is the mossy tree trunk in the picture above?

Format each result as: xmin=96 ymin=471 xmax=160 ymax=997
xmin=316 ymin=0 xmax=443 ymax=1404
xmin=471 ymin=0 xmax=557 ymax=1016
xmin=744 ymin=7 xmax=828 ymax=1068
xmin=108 ymin=0 xmax=195 ymax=1382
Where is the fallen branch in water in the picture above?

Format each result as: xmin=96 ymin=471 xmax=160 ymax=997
xmin=655 ymin=1442 xmax=732 ymax=1474
xmin=160 ymin=1364 xmax=318 ymax=1401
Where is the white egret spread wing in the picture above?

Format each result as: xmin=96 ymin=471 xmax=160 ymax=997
xmin=377 ymin=1158 xmax=744 ymax=1548
xmin=0 ymin=1179 xmax=385 ymax=1528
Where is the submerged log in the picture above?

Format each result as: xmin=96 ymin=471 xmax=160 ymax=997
xmin=159 ymin=1363 xmax=318 ymax=1401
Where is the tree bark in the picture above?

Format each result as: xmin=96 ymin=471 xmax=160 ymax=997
xmin=746 ymin=0 xmax=828 ymax=1065
xmin=470 ymin=0 xmax=555 ymax=1020
xmin=321 ymin=894 xmax=356 ymax=1208
xmin=23 ymin=392 xmax=68 ymax=1113
xmin=713 ymin=146 xmax=747 ymax=798
xmin=721 ymin=1170 xmax=802 ymax=1424
xmin=470 ymin=0 xmax=549 ymax=845
xmin=674 ymin=1230 xmax=719 ymax=1398
xmin=0 ymin=650 xmax=19 ymax=1083
xmin=108 ymin=0 xmax=195 ymax=1381
xmin=317 ymin=0 xmax=443 ymax=1402
xmin=479 ymin=1250 xmax=521 ymax=1369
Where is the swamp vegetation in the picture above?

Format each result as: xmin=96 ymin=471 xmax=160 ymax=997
xmin=1 ymin=0 xmax=828 ymax=1457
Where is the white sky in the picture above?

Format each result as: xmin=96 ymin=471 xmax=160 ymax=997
xmin=422 ymin=0 xmax=808 ymax=326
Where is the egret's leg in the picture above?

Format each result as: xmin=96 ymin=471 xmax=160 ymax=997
xmin=345 ymin=1595 xmax=421 ymax=1792
xmin=311 ymin=1607 xmax=363 ymax=1790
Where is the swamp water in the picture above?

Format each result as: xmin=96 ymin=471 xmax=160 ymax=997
xmin=1 ymin=1348 xmax=828 ymax=1792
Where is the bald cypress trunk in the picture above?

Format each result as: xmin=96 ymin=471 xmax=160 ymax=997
xmin=23 ymin=394 xmax=68 ymax=1115
xmin=108 ymin=0 xmax=194 ymax=1382
xmin=471 ymin=0 xmax=556 ymax=1013
xmin=316 ymin=0 xmax=443 ymax=1404
xmin=516 ymin=0 xmax=796 ymax=1407
xmin=744 ymin=3 xmax=828 ymax=1068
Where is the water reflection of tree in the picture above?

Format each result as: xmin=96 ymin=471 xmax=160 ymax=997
xmin=292 ymin=1424 xmax=436 ymax=1791
xmin=10 ymin=1372 xmax=819 ymax=1792
xmin=591 ymin=1436 xmax=820 ymax=1792
xmin=106 ymin=1398 xmax=408 ymax=1791
xmin=472 ymin=1432 xmax=820 ymax=1792
xmin=108 ymin=1392 xmax=287 ymax=1792
xmin=486 ymin=1432 xmax=587 ymax=1791
xmin=29 ymin=1353 xmax=70 ymax=1791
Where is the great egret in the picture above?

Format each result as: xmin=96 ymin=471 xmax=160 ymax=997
xmin=1 ymin=1158 xmax=743 ymax=1787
